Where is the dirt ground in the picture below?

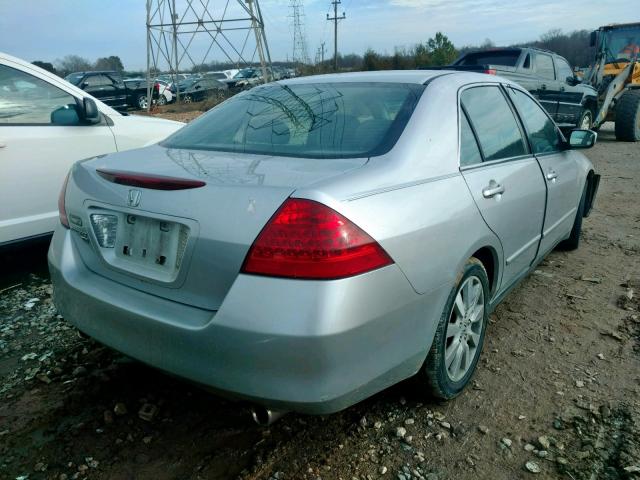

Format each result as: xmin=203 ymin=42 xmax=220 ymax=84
xmin=1 ymin=122 xmax=639 ymax=480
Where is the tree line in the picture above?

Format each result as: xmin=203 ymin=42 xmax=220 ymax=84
xmin=309 ymin=28 xmax=595 ymax=73
xmin=33 ymin=55 xmax=125 ymax=77
xmin=32 ymin=28 xmax=596 ymax=79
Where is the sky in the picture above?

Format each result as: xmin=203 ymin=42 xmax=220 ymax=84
xmin=0 ymin=0 xmax=636 ymax=71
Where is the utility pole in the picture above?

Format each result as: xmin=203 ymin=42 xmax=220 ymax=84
xmin=326 ymin=0 xmax=345 ymax=71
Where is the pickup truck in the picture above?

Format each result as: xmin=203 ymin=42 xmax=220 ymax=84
xmin=65 ymin=71 xmax=155 ymax=110
xmin=443 ymin=47 xmax=598 ymax=129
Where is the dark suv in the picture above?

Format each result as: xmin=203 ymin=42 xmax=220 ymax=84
xmin=446 ymin=48 xmax=598 ymax=129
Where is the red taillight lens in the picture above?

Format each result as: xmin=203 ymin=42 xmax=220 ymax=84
xmin=58 ymin=172 xmax=70 ymax=229
xmin=483 ymin=69 xmax=497 ymax=75
xmin=241 ymin=198 xmax=393 ymax=280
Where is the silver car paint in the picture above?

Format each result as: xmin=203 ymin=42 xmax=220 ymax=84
xmin=49 ymin=71 xmax=596 ymax=413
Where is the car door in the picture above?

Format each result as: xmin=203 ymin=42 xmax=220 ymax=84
xmin=0 ymin=63 xmax=117 ymax=244
xmin=82 ymin=74 xmax=117 ymax=106
xmin=553 ymin=57 xmax=583 ymax=125
xmin=506 ymin=87 xmax=581 ymax=256
xmin=106 ymin=73 xmax=128 ymax=108
xmin=532 ymin=52 xmax=559 ymax=121
xmin=459 ymin=85 xmax=547 ymax=290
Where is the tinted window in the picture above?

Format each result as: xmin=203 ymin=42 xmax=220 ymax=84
xmin=456 ymin=50 xmax=521 ymax=67
xmin=460 ymin=112 xmax=482 ymax=166
xmin=163 ymin=82 xmax=425 ymax=159
xmin=507 ymin=88 xmax=561 ymax=154
xmin=522 ymin=54 xmax=531 ymax=69
xmin=535 ymin=54 xmax=555 ymax=80
xmin=461 ymin=86 xmax=527 ymax=161
xmin=555 ymin=58 xmax=573 ymax=82
xmin=84 ymin=75 xmax=112 ymax=87
xmin=0 ymin=64 xmax=80 ymax=125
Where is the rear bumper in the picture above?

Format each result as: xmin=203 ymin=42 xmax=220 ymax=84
xmin=48 ymin=227 xmax=451 ymax=414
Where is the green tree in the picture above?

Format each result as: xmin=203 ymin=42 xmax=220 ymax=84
xmin=413 ymin=43 xmax=430 ymax=68
xmin=363 ymin=48 xmax=380 ymax=71
xmin=426 ymin=32 xmax=457 ymax=66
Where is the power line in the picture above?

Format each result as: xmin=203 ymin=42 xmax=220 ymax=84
xmin=326 ymin=0 xmax=345 ymax=71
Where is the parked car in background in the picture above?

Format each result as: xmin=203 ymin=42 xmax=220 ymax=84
xmin=224 ymin=68 xmax=264 ymax=91
xmin=153 ymin=79 xmax=174 ymax=105
xmin=445 ymin=48 xmax=598 ymax=129
xmin=49 ymin=71 xmax=599 ymax=418
xmin=204 ymin=71 xmax=230 ymax=81
xmin=176 ymin=77 xmax=228 ymax=103
xmin=0 ymin=52 xmax=183 ymax=245
xmin=66 ymin=71 xmax=153 ymax=110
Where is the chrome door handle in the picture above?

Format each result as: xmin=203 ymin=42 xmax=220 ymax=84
xmin=540 ymin=84 xmax=547 ymax=90
xmin=482 ymin=182 xmax=505 ymax=198
xmin=546 ymin=170 xmax=558 ymax=181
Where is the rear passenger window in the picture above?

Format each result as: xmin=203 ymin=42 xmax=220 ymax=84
xmin=461 ymin=86 xmax=527 ymax=161
xmin=507 ymin=88 xmax=561 ymax=154
xmin=522 ymin=54 xmax=531 ymax=69
xmin=535 ymin=54 xmax=555 ymax=80
xmin=460 ymin=112 xmax=482 ymax=166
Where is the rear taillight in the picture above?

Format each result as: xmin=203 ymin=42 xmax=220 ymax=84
xmin=483 ymin=69 xmax=497 ymax=75
xmin=241 ymin=198 xmax=393 ymax=280
xmin=58 ymin=172 xmax=70 ymax=229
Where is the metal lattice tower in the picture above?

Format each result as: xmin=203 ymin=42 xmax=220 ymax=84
xmin=289 ymin=0 xmax=310 ymax=66
xmin=145 ymin=0 xmax=272 ymax=106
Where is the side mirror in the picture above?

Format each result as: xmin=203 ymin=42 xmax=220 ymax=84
xmin=568 ymin=129 xmax=597 ymax=149
xmin=81 ymin=81 xmax=89 ymax=89
xmin=82 ymin=97 xmax=101 ymax=124
xmin=590 ymin=31 xmax=596 ymax=47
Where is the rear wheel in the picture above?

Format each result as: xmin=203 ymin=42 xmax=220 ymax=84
xmin=136 ymin=94 xmax=149 ymax=110
xmin=157 ymin=95 xmax=167 ymax=106
xmin=183 ymin=95 xmax=193 ymax=104
xmin=614 ymin=90 xmax=640 ymax=141
xmin=421 ymin=258 xmax=489 ymax=399
xmin=557 ymin=182 xmax=587 ymax=251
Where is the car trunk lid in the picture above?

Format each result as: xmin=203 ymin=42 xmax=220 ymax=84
xmin=66 ymin=145 xmax=367 ymax=310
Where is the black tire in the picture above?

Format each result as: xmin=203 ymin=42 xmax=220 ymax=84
xmin=183 ymin=95 xmax=193 ymax=104
xmin=577 ymin=109 xmax=593 ymax=130
xmin=614 ymin=90 xmax=640 ymax=141
xmin=557 ymin=182 xmax=587 ymax=251
xmin=421 ymin=257 xmax=489 ymax=400
xmin=157 ymin=95 xmax=167 ymax=106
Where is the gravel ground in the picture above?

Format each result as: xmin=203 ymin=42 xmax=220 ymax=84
xmin=0 ymin=122 xmax=639 ymax=480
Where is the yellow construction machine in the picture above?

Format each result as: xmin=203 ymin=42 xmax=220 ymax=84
xmin=585 ymin=22 xmax=640 ymax=140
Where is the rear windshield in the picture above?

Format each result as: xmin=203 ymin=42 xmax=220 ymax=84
xmin=162 ymin=82 xmax=425 ymax=159
xmin=65 ymin=73 xmax=84 ymax=85
xmin=456 ymin=50 xmax=521 ymax=67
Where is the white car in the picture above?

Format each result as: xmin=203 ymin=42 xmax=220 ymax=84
xmin=0 ymin=52 xmax=184 ymax=245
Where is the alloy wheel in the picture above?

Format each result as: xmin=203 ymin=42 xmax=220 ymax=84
xmin=444 ymin=275 xmax=485 ymax=382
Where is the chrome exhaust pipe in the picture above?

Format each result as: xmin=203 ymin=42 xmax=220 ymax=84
xmin=251 ymin=406 xmax=287 ymax=426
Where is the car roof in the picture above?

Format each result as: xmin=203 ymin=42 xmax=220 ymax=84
xmin=278 ymin=69 xmax=517 ymax=88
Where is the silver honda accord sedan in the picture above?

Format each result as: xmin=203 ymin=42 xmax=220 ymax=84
xmin=49 ymin=71 xmax=600 ymax=415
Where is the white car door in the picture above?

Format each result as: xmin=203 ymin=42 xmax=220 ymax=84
xmin=0 ymin=62 xmax=117 ymax=244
